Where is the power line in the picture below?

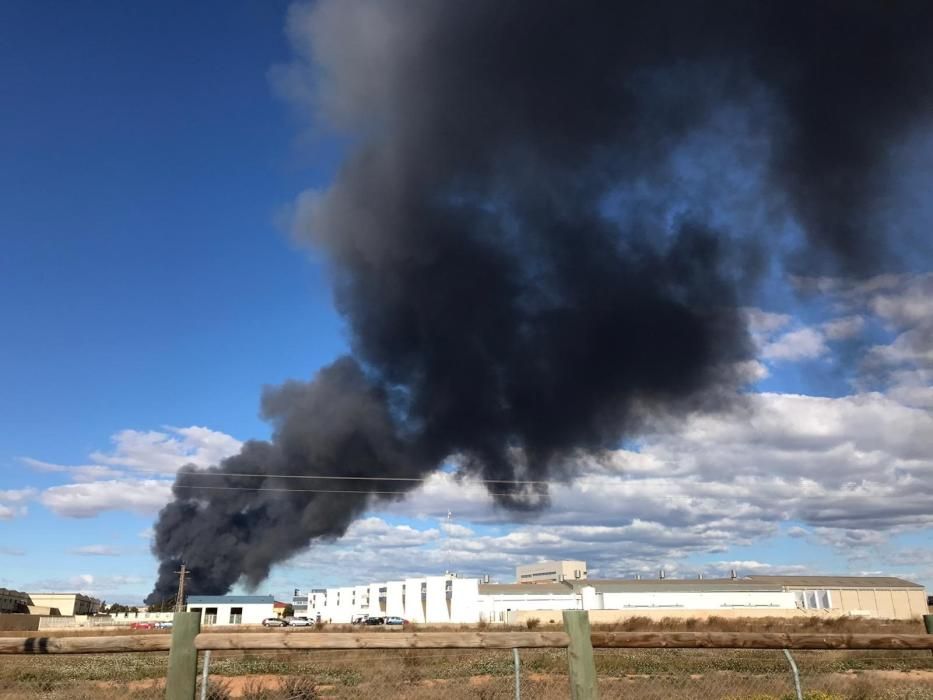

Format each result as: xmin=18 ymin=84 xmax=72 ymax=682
xmin=172 ymin=484 xmax=538 ymax=497
xmin=131 ymin=469 xmax=551 ymax=486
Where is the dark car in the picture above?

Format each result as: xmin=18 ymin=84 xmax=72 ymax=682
xmin=364 ymin=616 xmax=385 ymax=625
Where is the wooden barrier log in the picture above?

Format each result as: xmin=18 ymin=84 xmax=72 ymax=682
xmin=195 ymin=631 xmax=571 ymax=650
xmin=0 ymin=634 xmax=171 ymax=654
xmin=589 ymin=632 xmax=933 ymax=650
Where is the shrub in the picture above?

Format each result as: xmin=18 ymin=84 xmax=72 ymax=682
xmin=277 ymin=676 xmax=319 ymax=699
xmin=525 ymin=617 xmax=541 ymax=630
xmin=197 ymin=678 xmax=232 ymax=700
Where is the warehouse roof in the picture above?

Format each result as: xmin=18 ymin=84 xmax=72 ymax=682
xmin=479 ymin=583 xmax=574 ymax=595
xmin=574 ymin=579 xmax=783 ymax=593
xmin=187 ymin=595 xmax=275 ymax=605
xmin=744 ymin=576 xmax=923 ymax=588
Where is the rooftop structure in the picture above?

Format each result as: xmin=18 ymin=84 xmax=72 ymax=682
xmin=516 ymin=560 xmax=587 ymax=584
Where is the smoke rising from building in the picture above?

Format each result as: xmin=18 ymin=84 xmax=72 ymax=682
xmin=147 ymin=0 xmax=933 ymax=601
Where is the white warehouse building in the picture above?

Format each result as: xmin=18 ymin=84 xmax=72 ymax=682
xmin=186 ymin=595 xmax=274 ymax=626
xmin=294 ymin=562 xmax=927 ymax=624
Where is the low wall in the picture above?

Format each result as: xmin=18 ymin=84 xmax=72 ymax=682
xmin=507 ymin=608 xmax=820 ymax=625
xmin=37 ymin=616 xmax=123 ymax=630
xmin=0 ymin=615 xmax=41 ymax=631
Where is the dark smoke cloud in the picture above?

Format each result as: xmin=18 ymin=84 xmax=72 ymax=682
xmin=148 ymin=0 xmax=933 ymax=601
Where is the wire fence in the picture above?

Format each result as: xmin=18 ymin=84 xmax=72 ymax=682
xmin=3 ymin=646 xmax=931 ymax=699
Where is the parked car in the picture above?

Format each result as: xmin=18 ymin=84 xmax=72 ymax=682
xmin=350 ymin=614 xmax=369 ymax=624
xmin=155 ymin=621 xmax=173 ymax=629
xmin=129 ymin=622 xmax=154 ymax=630
xmin=261 ymin=617 xmax=287 ymax=627
xmin=384 ymin=616 xmax=408 ymax=626
xmin=286 ymin=616 xmax=312 ymax=627
xmin=364 ymin=616 xmax=385 ymax=625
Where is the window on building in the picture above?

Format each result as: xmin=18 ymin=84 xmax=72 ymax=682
xmin=797 ymin=590 xmax=832 ymax=610
xmin=204 ymin=607 xmax=218 ymax=625
xmin=229 ymin=607 xmax=243 ymax=625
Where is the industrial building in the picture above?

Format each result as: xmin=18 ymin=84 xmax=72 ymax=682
xmin=186 ymin=595 xmax=275 ymax=626
xmin=0 ymin=590 xmax=100 ymax=616
xmin=294 ymin=562 xmax=928 ymax=624
xmin=27 ymin=593 xmax=101 ymax=616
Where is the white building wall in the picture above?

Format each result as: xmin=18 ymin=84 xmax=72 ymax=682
xmin=598 ymin=590 xmax=796 ymax=610
xmin=450 ymin=578 xmax=480 ymax=623
xmin=425 ymin=576 xmax=449 ymax=623
xmin=480 ymin=593 xmax=579 ymax=623
xmin=187 ymin=602 xmax=271 ymax=626
xmin=386 ymin=581 xmax=404 ymax=617
xmin=370 ymin=583 xmax=386 ymax=615
xmin=404 ymin=578 xmax=425 ymax=623
xmin=354 ymin=586 xmax=369 ymax=617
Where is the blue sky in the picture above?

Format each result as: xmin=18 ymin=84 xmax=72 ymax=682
xmin=2 ymin=1 xmax=931 ymax=605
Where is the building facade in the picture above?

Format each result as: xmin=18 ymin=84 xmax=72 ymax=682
xmin=27 ymin=593 xmax=101 ymax=616
xmin=297 ymin=570 xmax=927 ymax=624
xmin=186 ymin=595 xmax=274 ymax=626
xmin=0 ymin=588 xmax=30 ymax=614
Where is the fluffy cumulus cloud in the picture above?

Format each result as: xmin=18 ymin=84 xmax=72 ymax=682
xmin=40 ymin=479 xmax=174 ymax=518
xmin=88 ymin=426 xmax=242 ymax=474
xmin=25 ymin=426 xmax=241 ymax=518
xmin=285 ymin=380 xmax=933 ymax=584
xmin=0 ymin=488 xmax=36 ymax=521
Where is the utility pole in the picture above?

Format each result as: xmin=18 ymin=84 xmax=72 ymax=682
xmin=174 ymin=564 xmax=189 ymax=613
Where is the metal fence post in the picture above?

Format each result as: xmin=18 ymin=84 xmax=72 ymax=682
xmin=563 ymin=610 xmax=599 ymax=700
xmin=513 ymin=647 xmax=521 ymax=700
xmin=165 ymin=612 xmax=201 ymax=700
xmin=199 ymin=650 xmax=211 ymax=700
xmin=782 ymin=649 xmax=803 ymax=700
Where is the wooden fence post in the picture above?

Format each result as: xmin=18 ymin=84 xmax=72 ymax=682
xmin=165 ymin=612 xmax=200 ymax=700
xmin=563 ymin=610 xmax=599 ymax=700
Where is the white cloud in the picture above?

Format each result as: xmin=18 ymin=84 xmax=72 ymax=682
xmin=821 ymin=315 xmax=865 ymax=340
xmin=89 ymin=425 xmax=242 ymax=474
xmin=20 ymin=458 xmax=125 ymax=482
xmin=26 ymin=425 xmax=241 ymax=519
xmin=744 ymin=308 xmax=792 ymax=336
xmin=0 ymin=488 xmax=36 ymax=521
xmin=344 ymin=389 xmax=933 ymax=582
xmin=70 ymin=545 xmax=120 ymax=556
xmin=761 ymin=327 xmax=828 ymax=361
xmin=40 ymin=479 xmax=173 ymax=518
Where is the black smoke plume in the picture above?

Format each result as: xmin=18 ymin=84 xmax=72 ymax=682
xmin=147 ymin=0 xmax=933 ymax=601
